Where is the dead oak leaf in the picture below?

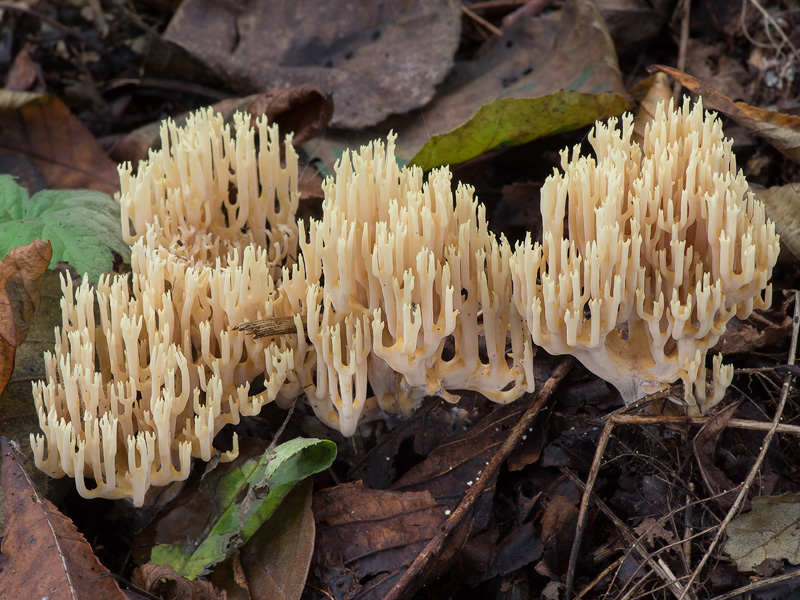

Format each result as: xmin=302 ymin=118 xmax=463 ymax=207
xmin=0 ymin=239 xmax=51 ymax=395
xmin=0 ymin=438 xmax=127 ymax=600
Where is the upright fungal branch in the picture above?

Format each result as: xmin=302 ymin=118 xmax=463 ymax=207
xmin=295 ymin=134 xmax=535 ymax=435
xmin=511 ymin=98 xmax=780 ymax=412
xmin=31 ymin=109 xmax=304 ymax=505
xmin=118 ymin=108 xmax=300 ymax=273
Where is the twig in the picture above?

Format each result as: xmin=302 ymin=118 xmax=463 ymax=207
xmin=747 ymin=0 xmax=800 ymax=63
xmin=673 ymin=0 xmax=692 ymax=99
xmin=384 ymin=356 xmax=574 ymax=600
xmin=606 ymin=413 xmax=800 ymax=436
xmin=678 ymin=290 xmax=800 ymax=599
xmin=565 ymin=386 xmax=682 ymax=599
xmin=234 ymin=315 xmax=306 ymax=338
xmin=575 ymin=555 xmax=624 ymax=598
xmin=565 ymin=418 xmax=615 ymax=599
xmin=563 ymin=468 xmax=706 ymax=600
xmin=461 ymin=5 xmax=504 ymax=37
xmin=710 ymin=567 xmax=800 ymax=600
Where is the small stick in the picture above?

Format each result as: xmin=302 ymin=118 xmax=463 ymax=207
xmin=673 ymin=0 xmax=692 ymax=99
xmin=678 ymin=290 xmax=800 ymax=599
xmin=384 ymin=356 xmax=574 ymax=600
xmin=233 ymin=316 xmax=306 ymax=338
xmin=461 ymin=5 xmax=504 ymax=37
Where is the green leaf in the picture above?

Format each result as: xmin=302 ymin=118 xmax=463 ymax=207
xmin=410 ymin=91 xmax=633 ymax=171
xmin=0 ymin=176 xmax=129 ymax=281
xmin=150 ymin=437 xmax=336 ymax=580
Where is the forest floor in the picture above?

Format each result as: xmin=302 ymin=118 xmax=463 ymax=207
xmin=2 ymin=1 xmax=800 ymax=599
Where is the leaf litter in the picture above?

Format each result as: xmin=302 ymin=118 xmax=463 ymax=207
xmin=2 ymin=1 xmax=800 ymax=599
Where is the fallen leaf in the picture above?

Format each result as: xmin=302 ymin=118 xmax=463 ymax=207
xmin=538 ymin=495 xmax=578 ymax=576
xmin=0 ymin=239 xmax=51 ymax=395
xmin=407 ymin=0 xmax=631 ymax=169
xmin=692 ymin=403 xmax=741 ymax=511
xmin=238 ymin=479 xmax=314 ymax=600
xmin=632 ymin=72 xmax=672 ymax=148
xmin=753 ymin=183 xmax=800 ymax=261
xmin=714 ymin=315 xmax=793 ymax=355
xmin=682 ymin=39 xmax=749 ymax=102
xmin=597 ymin=0 xmax=672 ymax=47
xmin=724 ymin=493 xmax=800 ymax=572
xmin=463 ymin=523 xmax=543 ymax=585
xmin=149 ymin=437 xmax=336 ymax=580
xmin=0 ymin=271 xmax=70 ymax=500
xmin=633 ymin=516 xmax=676 ymax=548
xmin=651 ymin=65 xmax=800 ymax=164
xmin=313 ymin=481 xmax=452 ymax=599
xmin=305 ymin=0 xmax=631 ymax=171
xmin=163 ymin=0 xmax=461 ymax=129
xmin=0 ymin=176 xmax=130 ymax=281
xmin=0 ymin=438 xmax=127 ymax=600
xmin=109 ymin=86 xmax=334 ymax=166
xmin=0 ymin=91 xmax=119 ymax=194
xmin=132 ymin=564 xmax=227 ymax=600
xmin=5 ymin=43 xmax=43 ymax=92
xmin=410 ymin=91 xmax=631 ymax=171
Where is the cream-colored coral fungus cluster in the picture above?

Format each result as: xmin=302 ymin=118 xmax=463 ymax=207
xmin=510 ymin=98 xmax=780 ymax=413
xmin=31 ymin=97 xmax=780 ymax=504
xmin=31 ymin=109 xmax=303 ymax=505
xmin=291 ymin=135 xmax=534 ymax=435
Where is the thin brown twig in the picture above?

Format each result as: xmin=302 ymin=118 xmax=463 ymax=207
xmin=747 ymin=0 xmax=800 ymax=63
xmin=678 ymin=289 xmax=800 ymax=599
xmin=384 ymin=356 xmax=574 ymax=600
xmin=565 ymin=386 xmax=687 ymax=599
xmin=673 ymin=0 xmax=692 ymax=99
xmin=565 ymin=418 xmax=615 ymax=599
xmin=710 ymin=567 xmax=800 ymax=600
xmin=461 ymin=5 xmax=504 ymax=37
xmin=607 ymin=413 xmax=800 ymax=436
xmin=563 ymin=467 xmax=711 ymax=600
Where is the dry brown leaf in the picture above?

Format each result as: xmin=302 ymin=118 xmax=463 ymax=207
xmin=597 ymin=0 xmax=672 ymax=46
xmin=682 ymin=39 xmax=748 ymax=102
xmin=538 ymin=495 xmax=579 ymax=576
xmin=0 ymin=438 xmax=127 ymax=600
xmin=5 ymin=43 xmax=43 ymax=92
xmin=163 ymin=0 xmax=461 ymax=129
xmin=109 ymin=86 xmax=333 ymax=166
xmin=0 ymin=239 xmax=51 ymax=395
xmin=133 ymin=564 xmax=227 ymax=600
xmin=313 ymin=481 xmax=453 ymax=599
xmin=652 ymin=65 xmax=800 ymax=164
xmin=692 ymin=403 xmax=741 ymax=511
xmin=753 ymin=183 xmax=800 ymax=261
xmin=0 ymin=91 xmax=119 ymax=194
xmin=714 ymin=315 xmax=792 ymax=355
xmin=304 ymin=0 xmax=629 ymax=169
xmin=632 ymin=72 xmax=672 ymax=147
xmin=633 ymin=516 xmax=676 ymax=548
xmin=237 ymin=479 xmax=314 ymax=600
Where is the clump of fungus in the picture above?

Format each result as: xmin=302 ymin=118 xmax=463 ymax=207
xmin=510 ymin=98 xmax=780 ymax=412
xmin=292 ymin=135 xmax=535 ymax=435
xmin=31 ymin=109 xmax=304 ymax=505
